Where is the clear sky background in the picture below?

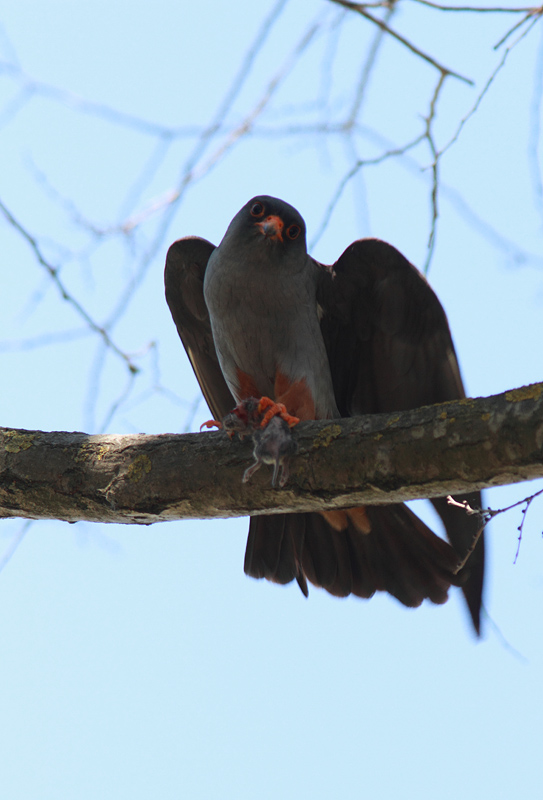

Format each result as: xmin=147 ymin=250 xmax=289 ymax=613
xmin=1 ymin=2 xmax=542 ymax=798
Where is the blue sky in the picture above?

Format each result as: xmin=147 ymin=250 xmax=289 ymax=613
xmin=1 ymin=2 xmax=542 ymax=798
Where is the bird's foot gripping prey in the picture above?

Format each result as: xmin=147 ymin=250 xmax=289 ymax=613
xmin=199 ymin=397 xmax=299 ymax=487
xmin=165 ymin=195 xmax=486 ymax=635
xmin=222 ymin=397 xmax=299 ymax=488
xmin=221 ymin=396 xmax=300 ymax=437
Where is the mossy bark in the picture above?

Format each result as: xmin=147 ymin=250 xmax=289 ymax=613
xmin=1 ymin=383 xmax=542 ymax=523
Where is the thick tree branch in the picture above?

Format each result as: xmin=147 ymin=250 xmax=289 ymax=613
xmin=1 ymin=383 xmax=541 ymax=524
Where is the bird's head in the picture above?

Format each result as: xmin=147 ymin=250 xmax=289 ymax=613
xmin=222 ymin=195 xmax=308 ymax=262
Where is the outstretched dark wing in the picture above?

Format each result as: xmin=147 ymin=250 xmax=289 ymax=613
xmin=316 ymin=238 xmax=485 ymax=632
xmin=164 ymin=233 xmax=484 ymax=634
xmin=165 ymin=236 xmax=235 ymax=421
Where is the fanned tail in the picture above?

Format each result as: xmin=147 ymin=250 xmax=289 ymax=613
xmin=245 ymin=504 xmax=461 ymax=610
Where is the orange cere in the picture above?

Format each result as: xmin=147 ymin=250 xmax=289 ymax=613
xmin=255 ymin=215 xmax=284 ymax=242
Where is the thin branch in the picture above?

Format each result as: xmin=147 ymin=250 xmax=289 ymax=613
xmin=493 ymin=7 xmax=542 ymax=48
xmin=438 ymin=12 xmax=542 ymax=162
xmin=0 ymin=328 xmax=89 ymax=352
xmin=513 ymin=494 xmax=533 ymax=561
xmin=0 ymin=58 xmax=201 ymax=138
xmin=437 ymin=50 xmax=509 ymax=160
xmin=97 ymin=369 xmax=139 ymax=434
xmin=346 ymin=3 xmax=398 ymax=126
xmin=441 ymin=181 xmax=543 ymax=265
xmin=118 ymin=134 xmax=175 ymax=220
xmin=0 ymin=199 xmax=138 ymax=373
xmin=308 ymin=114 xmax=542 ymax=265
xmin=448 ymin=485 xmax=543 ymax=563
xmin=328 ymin=0 xmax=474 ymax=84
xmin=422 ymin=73 xmax=447 ymax=272
xmin=310 ymin=135 xmax=426 ymax=248
xmin=410 ymin=1 xmax=541 ymax=13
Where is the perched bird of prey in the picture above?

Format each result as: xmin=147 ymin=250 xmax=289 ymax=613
xmin=165 ymin=195 xmax=485 ymax=634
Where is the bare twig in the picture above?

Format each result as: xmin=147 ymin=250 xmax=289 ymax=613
xmin=0 ymin=58 xmax=201 ymax=138
xmin=410 ymin=1 xmax=541 ymax=14
xmin=422 ymin=73 xmax=447 ymax=272
xmin=437 ymin=48 xmax=510 ymax=160
xmin=448 ymin=486 xmax=543 ymax=563
xmin=493 ymin=7 xmax=542 ymax=48
xmin=0 ymin=328 xmax=89 ymax=352
xmin=345 ymin=3 xmax=398 ymax=126
xmin=310 ymin=135 xmax=426 ymax=248
xmin=328 ymin=0 xmax=474 ymax=84
xmin=0 ymin=199 xmax=138 ymax=374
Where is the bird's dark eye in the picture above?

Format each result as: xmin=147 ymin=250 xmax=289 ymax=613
xmin=250 ymin=202 xmax=265 ymax=217
xmin=286 ymin=224 xmax=301 ymax=240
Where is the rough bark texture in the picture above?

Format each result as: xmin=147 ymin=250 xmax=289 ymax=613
xmin=1 ymin=383 xmax=542 ymax=524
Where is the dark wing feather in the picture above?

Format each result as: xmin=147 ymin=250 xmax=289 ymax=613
xmin=316 ymin=238 xmax=485 ymax=633
xmin=317 ymin=238 xmax=464 ymax=415
xmin=164 ymin=237 xmax=235 ymax=421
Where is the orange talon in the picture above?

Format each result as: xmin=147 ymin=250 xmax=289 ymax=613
xmin=256 ymin=396 xmax=276 ymax=413
xmin=257 ymin=397 xmax=300 ymax=429
xmin=280 ymin=411 xmax=300 ymax=429
xmin=200 ymin=418 xmax=222 ymax=431
xmin=260 ymin=402 xmax=287 ymax=428
xmin=258 ymin=398 xmax=287 ymax=427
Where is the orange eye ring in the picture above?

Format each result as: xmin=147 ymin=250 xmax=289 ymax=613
xmin=286 ymin=224 xmax=301 ymax=240
xmin=250 ymin=202 xmax=265 ymax=217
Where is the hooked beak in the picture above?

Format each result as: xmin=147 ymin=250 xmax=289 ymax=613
xmin=255 ymin=215 xmax=284 ymax=242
